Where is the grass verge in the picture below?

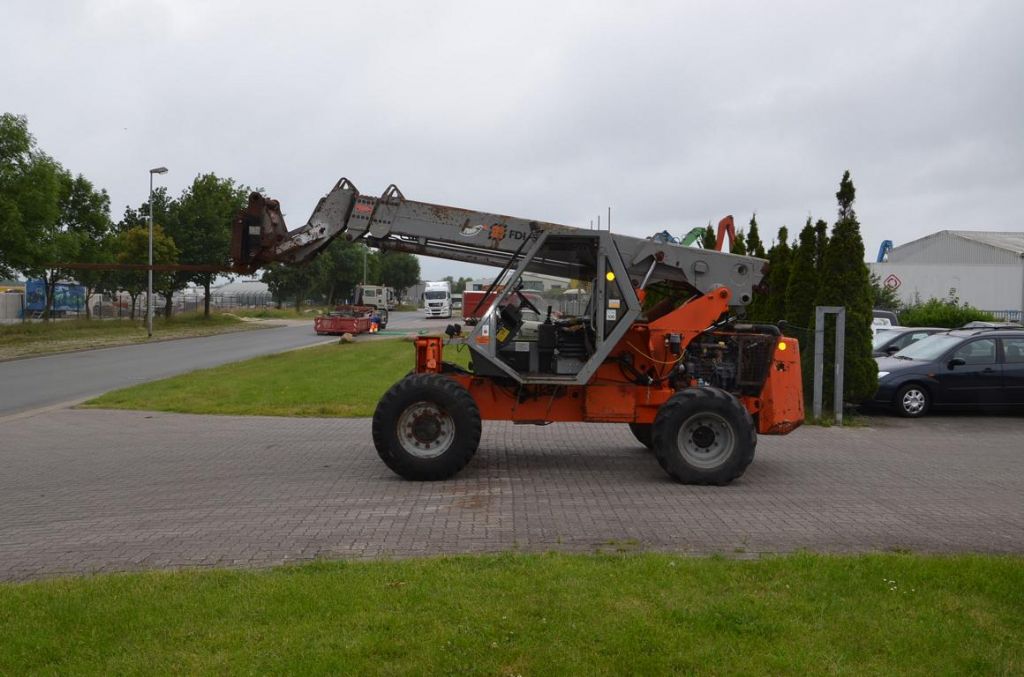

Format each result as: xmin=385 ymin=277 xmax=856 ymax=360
xmin=1 ymin=552 xmax=1021 ymax=674
xmin=221 ymin=307 xmax=326 ymax=320
xmin=83 ymin=339 xmax=471 ymax=417
xmin=0 ymin=313 xmax=267 ymax=361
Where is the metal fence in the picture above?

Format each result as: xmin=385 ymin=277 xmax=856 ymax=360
xmin=177 ymin=292 xmax=276 ymax=313
xmin=986 ymin=309 xmax=1023 ymax=323
xmin=5 ymin=291 xmax=280 ymax=322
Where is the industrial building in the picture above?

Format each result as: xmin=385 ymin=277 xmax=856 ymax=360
xmin=468 ymin=272 xmax=568 ymax=293
xmin=868 ymin=231 xmax=1024 ymax=322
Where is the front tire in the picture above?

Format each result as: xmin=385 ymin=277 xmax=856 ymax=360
xmin=894 ymin=383 xmax=929 ymax=417
xmin=372 ymin=374 xmax=481 ymax=480
xmin=652 ymin=387 xmax=756 ymax=485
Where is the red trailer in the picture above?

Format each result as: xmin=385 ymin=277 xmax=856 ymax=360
xmin=314 ymin=305 xmax=376 ymax=335
xmin=460 ymin=290 xmax=495 ymax=325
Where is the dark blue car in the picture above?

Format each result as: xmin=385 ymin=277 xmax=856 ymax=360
xmin=871 ymin=327 xmax=1024 ymax=417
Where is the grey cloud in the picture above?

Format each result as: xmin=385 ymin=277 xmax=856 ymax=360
xmin=2 ymin=0 xmax=1021 ymax=282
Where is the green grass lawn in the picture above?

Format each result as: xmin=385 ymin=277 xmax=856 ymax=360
xmin=1 ymin=553 xmax=1021 ymax=674
xmin=221 ymin=307 xmax=326 ymax=320
xmin=0 ymin=313 xmax=264 ymax=361
xmin=84 ymin=339 xmax=471 ymax=417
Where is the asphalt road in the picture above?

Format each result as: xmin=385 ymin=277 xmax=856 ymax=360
xmin=0 ymin=311 xmax=451 ymax=418
xmin=0 ymin=323 xmax=336 ymax=417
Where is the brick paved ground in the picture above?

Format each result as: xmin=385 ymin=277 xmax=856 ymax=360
xmin=1 ymin=409 xmax=1022 ymax=581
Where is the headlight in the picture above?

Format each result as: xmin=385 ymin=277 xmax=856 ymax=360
xmin=877 ymin=371 xmax=890 ymax=379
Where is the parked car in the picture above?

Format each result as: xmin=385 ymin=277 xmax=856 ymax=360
xmin=870 ymin=327 xmax=1024 ymax=417
xmin=871 ymin=318 xmax=892 ymax=337
xmin=872 ymin=309 xmax=899 ymax=324
xmin=871 ymin=326 xmax=945 ymax=357
xmin=960 ymin=320 xmax=1022 ymax=329
xmin=870 ymin=309 xmax=899 ymax=337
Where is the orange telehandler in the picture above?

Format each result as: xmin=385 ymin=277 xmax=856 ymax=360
xmin=231 ymin=179 xmax=804 ymax=485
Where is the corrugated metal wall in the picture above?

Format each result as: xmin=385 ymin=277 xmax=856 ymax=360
xmin=0 ymin=293 xmax=24 ymax=320
xmin=868 ymin=262 xmax=1023 ymax=313
xmin=871 ymin=231 xmax=1024 ymax=315
xmin=891 ymin=232 xmax=1021 ymax=265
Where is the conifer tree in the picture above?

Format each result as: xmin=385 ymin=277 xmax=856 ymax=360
xmin=785 ymin=218 xmax=818 ymax=330
xmin=731 ymin=230 xmax=747 ymax=256
xmin=701 ymin=223 xmax=716 ymax=249
xmin=813 ymin=171 xmax=877 ymax=406
xmin=747 ymin=213 xmax=766 ymax=258
xmin=743 ymin=214 xmax=770 ymax=321
xmin=765 ymin=226 xmax=791 ymax=322
xmin=814 ymin=218 xmax=829 ymax=273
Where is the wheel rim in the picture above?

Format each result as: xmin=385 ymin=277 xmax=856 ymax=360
xmin=397 ymin=401 xmax=455 ymax=458
xmin=901 ymin=388 xmax=926 ymax=415
xmin=676 ymin=412 xmax=735 ymax=469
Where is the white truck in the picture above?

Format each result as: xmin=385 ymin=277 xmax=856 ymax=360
xmin=354 ymin=284 xmax=396 ymax=328
xmin=355 ymin=284 xmax=396 ymax=310
xmin=423 ymin=280 xmax=452 ymax=318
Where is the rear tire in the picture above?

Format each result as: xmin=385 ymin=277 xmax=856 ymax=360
xmin=628 ymin=423 xmax=653 ymax=450
xmin=652 ymin=387 xmax=756 ymax=485
xmin=372 ymin=374 xmax=481 ymax=480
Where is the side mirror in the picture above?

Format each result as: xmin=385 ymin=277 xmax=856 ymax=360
xmin=885 ymin=345 xmax=900 ymax=355
xmin=948 ymin=357 xmax=966 ymax=369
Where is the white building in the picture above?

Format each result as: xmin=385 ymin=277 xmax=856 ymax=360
xmin=468 ymin=273 xmax=568 ymax=293
xmin=868 ymin=231 xmax=1024 ymax=322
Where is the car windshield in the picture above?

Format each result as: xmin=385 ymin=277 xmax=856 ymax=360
xmin=894 ymin=333 xmax=960 ymax=360
xmin=872 ymin=329 xmax=900 ymax=349
xmin=424 ymin=291 xmax=448 ymax=300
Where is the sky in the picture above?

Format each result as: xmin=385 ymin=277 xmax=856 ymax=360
xmin=3 ymin=0 xmax=1022 ymax=283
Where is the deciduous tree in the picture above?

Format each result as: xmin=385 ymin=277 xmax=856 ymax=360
xmin=58 ymin=174 xmax=112 ymax=318
xmin=378 ymin=250 xmax=420 ymax=295
xmin=0 ymin=114 xmax=63 ymax=290
xmin=261 ymin=261 xmax=319 ymax=311
xmin=171 ymin=174 xmax=250 ymax=316
xmin=113 ymin=226 xmax=178 ymax=320
xmin=261 ymin=263 xmax=289 ymax=309
xmin=442 ymin=275 xmax=472 ymax=294
xmin=20 ymin=171 xmax=115 ymax=320
xmin=315 ymin=239 xmax=365 ymax=305
xmin=119 ymin=187 xmax=180 ymax=316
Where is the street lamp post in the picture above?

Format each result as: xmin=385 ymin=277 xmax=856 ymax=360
xmin=147 ymin=166 xmax=168 ymax=337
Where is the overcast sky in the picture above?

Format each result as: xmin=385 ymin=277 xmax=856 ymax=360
xmin=3 ymin=0 xmax=1022 ymax=282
